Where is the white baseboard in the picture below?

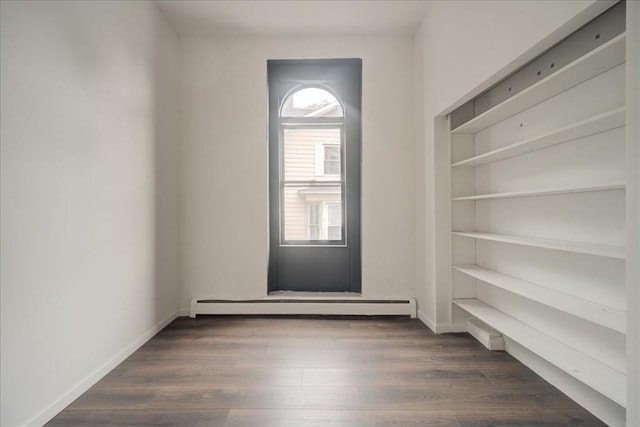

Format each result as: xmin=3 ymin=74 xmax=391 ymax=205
xmin=190 ymin=296 xmax=417 ymax=319
xmin=450 ymin=323 xmax=469 ymax=333
xmin=417 ymin=309 xmax=456 ymax=334
xmin=26 ymin=310 xmax=178 ymax=427
xmin=177 ymin=308 xmax=190 ymax=317
xmin=418 ymin=309 xmax=437 ymax=332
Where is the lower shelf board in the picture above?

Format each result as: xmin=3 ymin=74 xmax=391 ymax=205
xmin=453 ymin=265 xmax=626 ymax=333
xmin=453 ymin=298 xmax=626 ymax=407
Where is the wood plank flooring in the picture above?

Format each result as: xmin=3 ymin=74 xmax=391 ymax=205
xmin=48 ymin=316 xmax=605 ymax=426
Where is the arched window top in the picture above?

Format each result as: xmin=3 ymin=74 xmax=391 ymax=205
xmin=281 ymin=87 xmax=344 ymax=118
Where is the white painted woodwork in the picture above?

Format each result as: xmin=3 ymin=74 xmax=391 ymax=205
xmin=451 ymin=33 xmax=626 ymax=134
xmin=478 ymin=282 xmax=626 ymax=377
xmin=473 ymin=191 xmax=625 ymax=246
xmin=447 ymin=16 xmax=628 ymax=424
xmin=452 ymin=107 xmax=625 ymax=168
xmin=451 ymin=181 xmax=625 ymax=201
xmin=473 ymin=128 xmax=625 ymax=197
xmin=454 ymin=265 xmax=626 ymax=333
xmin=474 ymin=62 xmax=625 ymax=158
xmin=452 ymin=231 xmax=625 ymax=259
xmin=190 ymin=297 xmax=417 ymax=318
xmin=466 ymin=317 xmax=505 ymax=351
xmin=474 ymin=240 xmax=626 ymax=314
xmin=453 ymin=298 xmax=626 ymax=407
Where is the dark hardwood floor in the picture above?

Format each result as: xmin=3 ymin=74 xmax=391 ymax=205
xmin=48 ymin=316 xmax=604 ymax=426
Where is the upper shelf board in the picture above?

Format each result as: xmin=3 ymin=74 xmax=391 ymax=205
xmin=451 ymin=107 xmax=626 ymax=168
xmin=451 ymin=33 xmax=626 ymax=135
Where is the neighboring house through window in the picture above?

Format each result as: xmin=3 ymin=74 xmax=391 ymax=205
xmin=327 ymin=204 xmax=341 ymax=239
xmin=315 ymin=144 xmax=340 ymax=176
xmin=279 ymin=86 xmax=344 ymax=242
xmin=308 ymin=202 xmax=342 ymax=240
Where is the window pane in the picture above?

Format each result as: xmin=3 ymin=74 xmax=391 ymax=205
xmin=283 ymin=128 xmax=341 ymax=180
xmin=328 ymin=226 xmax=341 ymax=240
xmin=281 ymin=87 xmax=343 ymax=117
xmin=327 ymin=204 xmax=342 ymax=240
xmin=324 ymin=146 xmax=340 ymax=161
xmin=283 ymin=185 xmax=342 ymax=241
xmin=309 ymin=204 xmax=320 ymax=239
xmin=328 ymin=204 xmax=341 ymax=225
xmin=324 ymin=145 xmax=340 ymax=175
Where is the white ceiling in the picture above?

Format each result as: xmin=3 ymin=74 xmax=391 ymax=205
xmin=156 ymin=1 xmax=428 ymax=37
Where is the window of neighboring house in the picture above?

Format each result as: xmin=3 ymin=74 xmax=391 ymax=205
xmin=307 ymin=202 xmax=342 ymax=240
xmin=327 ymin=204 xmax=342 ymax=240
xmin=315 ymin=144 xmax=341 ymax=177
xmin=308 ymin=204 xmax=321 ymax=240
xmin=324 ymin=145 xmax=340 ymax=175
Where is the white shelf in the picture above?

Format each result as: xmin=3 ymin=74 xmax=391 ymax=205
xmin=451 ymin=181 xmax=625 ymax=201
xmin=451 ymin=34 xmax=626 ymax=134
xmin=451 ymin=231 xmax=625 ymax=259
xmin=451 ymin=107 xmax=626 ymax=168
xmin=453 ymin=298 xmax=626 ymax=406
xmin=453 ymin=265 xmax=626 ymax=333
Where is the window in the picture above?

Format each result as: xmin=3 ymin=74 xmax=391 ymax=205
xmin=314 ymin=144 xmax=341 ymax=176
xmin=324 ymin=145 xmax=340 ymax=175
xmin=327 ymin=204 xmax=341 ymax=240
xmin=280 ymin=86 xmax=345 ymax=243
xmin=306 ymin=202 xmax=342 ymax=241
xmin=308 ymin=204 xmax=320 ymax=240
xmin=267 ymin=58 xmax=362 ymax=292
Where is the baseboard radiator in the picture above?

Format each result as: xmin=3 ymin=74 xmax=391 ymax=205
xmin=190 ymin=296 xmax=417 ymax=318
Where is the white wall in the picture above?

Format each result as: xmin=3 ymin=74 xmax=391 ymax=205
xmin=0 ymin=1 xmax=179 ymax=426
xmin=179 ymin=35 xmax=415 ymax=309
xmin=413 ymin=0 xmax=604 ymax=329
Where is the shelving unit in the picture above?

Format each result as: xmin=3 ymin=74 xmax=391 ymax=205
xmin=453 ymin=299 xmax=626 ymax=407
xmin=445 ymin=8 xmax=627 ymax=424
xmin=452 ymin=231 xmax=625 ymax=259
xmin=453 ymin=265 xmax=626 ymax=333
